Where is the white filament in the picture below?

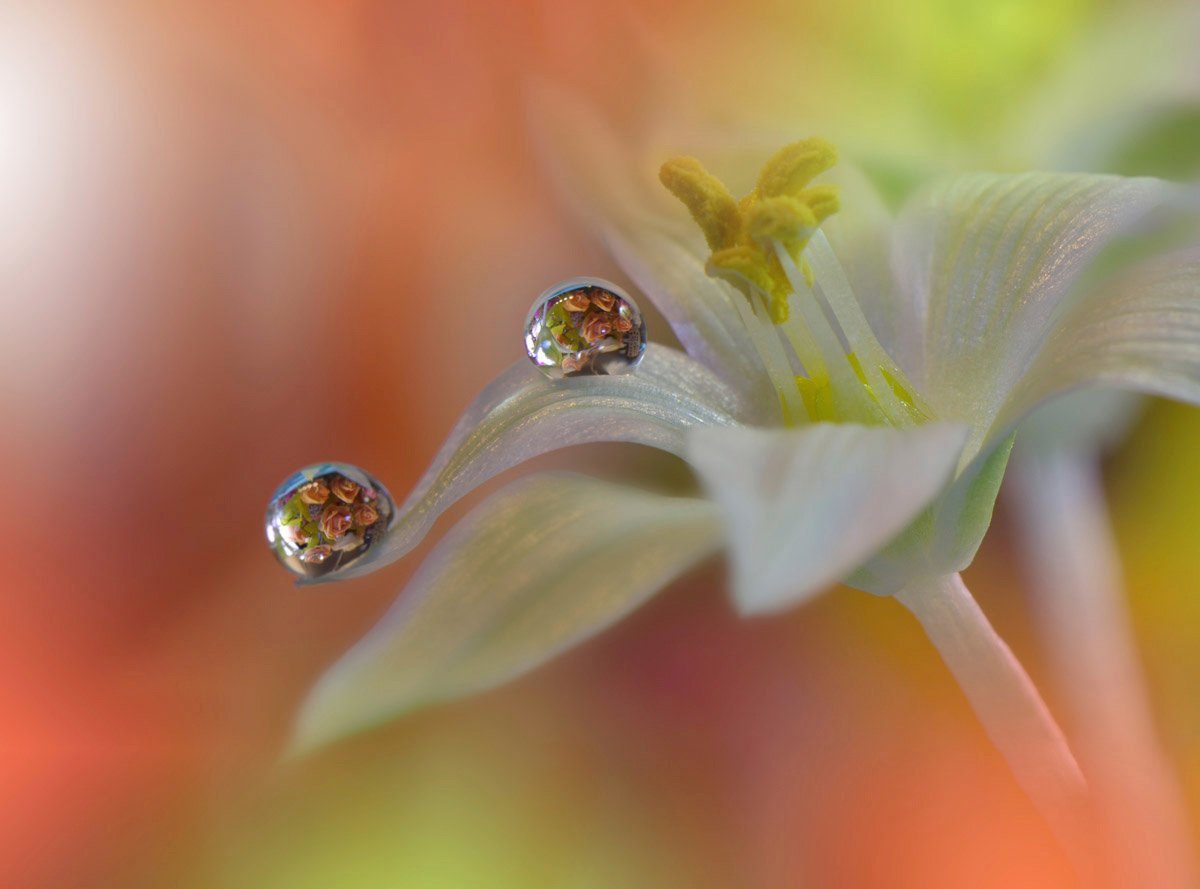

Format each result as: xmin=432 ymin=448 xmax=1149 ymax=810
xmin=727 ymin=282 xmax=807 ymax=422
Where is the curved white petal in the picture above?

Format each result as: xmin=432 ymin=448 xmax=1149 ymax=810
xmin=527 ymin=85 xmax=775 ymax=415
xmin=998 ymin=247 xmax=1200 ymax=436
xmin=291 ymin=473 xmax=722 ymax=754
xmin=893 ymin=171 xmax=1173 ymax=458
xmin=317 ymin=345 xmax=739 ymax=583
xmin=686 ymin=422 xmax=968 ymax=615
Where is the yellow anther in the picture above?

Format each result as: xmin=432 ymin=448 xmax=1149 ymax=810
xmin=658 ymin=157 xmax=742 ymax=252
xmin=754 ymin=139 xmax=838 ymax=200
xmin=745 ymin=196 xmax=816 ymax=246
xmin=660 ymin=138 xmax=840 ymax=326
xmin=707 ymin=247 xmax=792 ymax=323
xmin=795 ymin=185 xmax=840 ymax=223
xmin=707 ymin=245 xmax=776 ymax=295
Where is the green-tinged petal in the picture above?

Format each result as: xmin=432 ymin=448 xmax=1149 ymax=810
xmin=998 ymin=247 xmax=1200 ymax=438
xmin=686 ymin=422 xmax=968 ymax=615
xmin=290 ymin=473 xmax=722 ymax=754
xmin=893 ymin=171 xmax=1173 ymax=460
xmin=527 ymin=85 xmax=777 ymax=416
xmin=851 ymin=432 xmax=1014 ymax=595
xmin=853 ymin=236 xmax=1195 ymax=588
xmin=314 ymin=345 xmax=739 ymax=584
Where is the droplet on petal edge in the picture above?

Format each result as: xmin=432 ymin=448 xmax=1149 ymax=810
xmin=265 ymin=462 xmax=395 ymax=581
xmin=524 ymin=277 xmax=647 ymax=378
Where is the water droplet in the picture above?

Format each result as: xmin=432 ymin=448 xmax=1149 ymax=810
xmin=524 ymin=278 xmax=647 ymax=378
xmin=265 ymin=462 xmax=394 ymax=580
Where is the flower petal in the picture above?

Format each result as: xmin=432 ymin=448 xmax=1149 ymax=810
xmin=853 ymin=432 xmax=1015 ymax=595
xmin=686 ymin=422 xmax=968 ymax=614
xmin=892 ymin=171 xmax=1173 ymax=458
xmin=527 ymin=85 xmax=776 ymax=416
xmin=315 ymin=345 xmax=739 ymax=583
xmin=290 ymin=473 xmax=722 ymax=754
xmin=998 ymin=247 xmax=1200 ymax=436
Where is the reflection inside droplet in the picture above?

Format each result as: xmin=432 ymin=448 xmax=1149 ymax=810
xmin=524 ymin=278 xmax=647 ymax=378
xmin=265 ymin=462 xmax=394 ymax=580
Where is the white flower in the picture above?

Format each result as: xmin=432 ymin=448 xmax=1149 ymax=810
xmin=807 ymin=6 xmax=1199 ymax=880
xmin=289 ymin=93 xmax=1199 ymax=864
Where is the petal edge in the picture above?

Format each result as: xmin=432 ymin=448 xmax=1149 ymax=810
xmin=291 ymin=473 xmax=722 ymax=754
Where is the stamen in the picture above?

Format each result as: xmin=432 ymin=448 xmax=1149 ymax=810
xmin=804 ymin=232 xmax=929 ymax=423
xmin=660 ymin=139 xmax=839 ymax=325
xmin=659 ymin=138 xmax=928 ymax=429
xmin=775 ymin=243 xmax=909 ymax=425
xmin=774 ymin=259 xmax=884 ymax=425
xmin=728 ymin=287 xmax=808 ymax=423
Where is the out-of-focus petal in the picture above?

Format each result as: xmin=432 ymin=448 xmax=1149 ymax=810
xmin=686 ymin=422 xmax=968 ymax=614
xmin=291 ymin=473 xmax=722 ymax=754
xmin=317 ymin=345 xmax=740 ymax=583
xmin=1013 ymin=390 xmax=1144 ymax=457
xmin=528 ymin=84 xmax=776 ymax=416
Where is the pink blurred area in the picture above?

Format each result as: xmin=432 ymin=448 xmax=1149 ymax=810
xmin=1 ymin=2 xmax=1197 ymax=887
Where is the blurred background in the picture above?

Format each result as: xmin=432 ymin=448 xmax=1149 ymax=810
xmin=2 ymin=1 xmax=1198 ymax=886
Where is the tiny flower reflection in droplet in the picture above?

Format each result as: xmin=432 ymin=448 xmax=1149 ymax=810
xmin=265 ymin=462 xmax=395 ymax=580
xmin=524 ymin=278 xmax=647 ymax=378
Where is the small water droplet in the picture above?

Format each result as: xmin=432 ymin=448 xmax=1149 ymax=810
xmin=524 ymin=278 xmax=647 ymax=378
xmin=265 ymin=462 xmax=394 ymax=580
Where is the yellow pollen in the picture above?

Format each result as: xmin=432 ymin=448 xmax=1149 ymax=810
xmin=659 ymin=138 xmax=840 ymax=323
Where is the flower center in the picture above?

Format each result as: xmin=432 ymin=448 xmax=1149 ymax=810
xmin=660 ymin=140 xmax=926 ymax=428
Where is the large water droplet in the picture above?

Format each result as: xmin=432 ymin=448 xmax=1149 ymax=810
xmin=525 ymin=278 xmax=647 ymax=378
xmin=265 ymin=462 xmax=394 ymax=580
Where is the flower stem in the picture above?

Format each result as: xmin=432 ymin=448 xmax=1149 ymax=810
xmin=895 ymin=573 xmax=1095 ymax=871
xmin=1009 ymin=450 xmax=1197 ymax=889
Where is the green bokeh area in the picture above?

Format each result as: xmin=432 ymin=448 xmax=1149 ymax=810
xmin=1112 ymin=399 xmax=1200 ymax=821
xmin=210 ymin=696 xmax=708 ymax=889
